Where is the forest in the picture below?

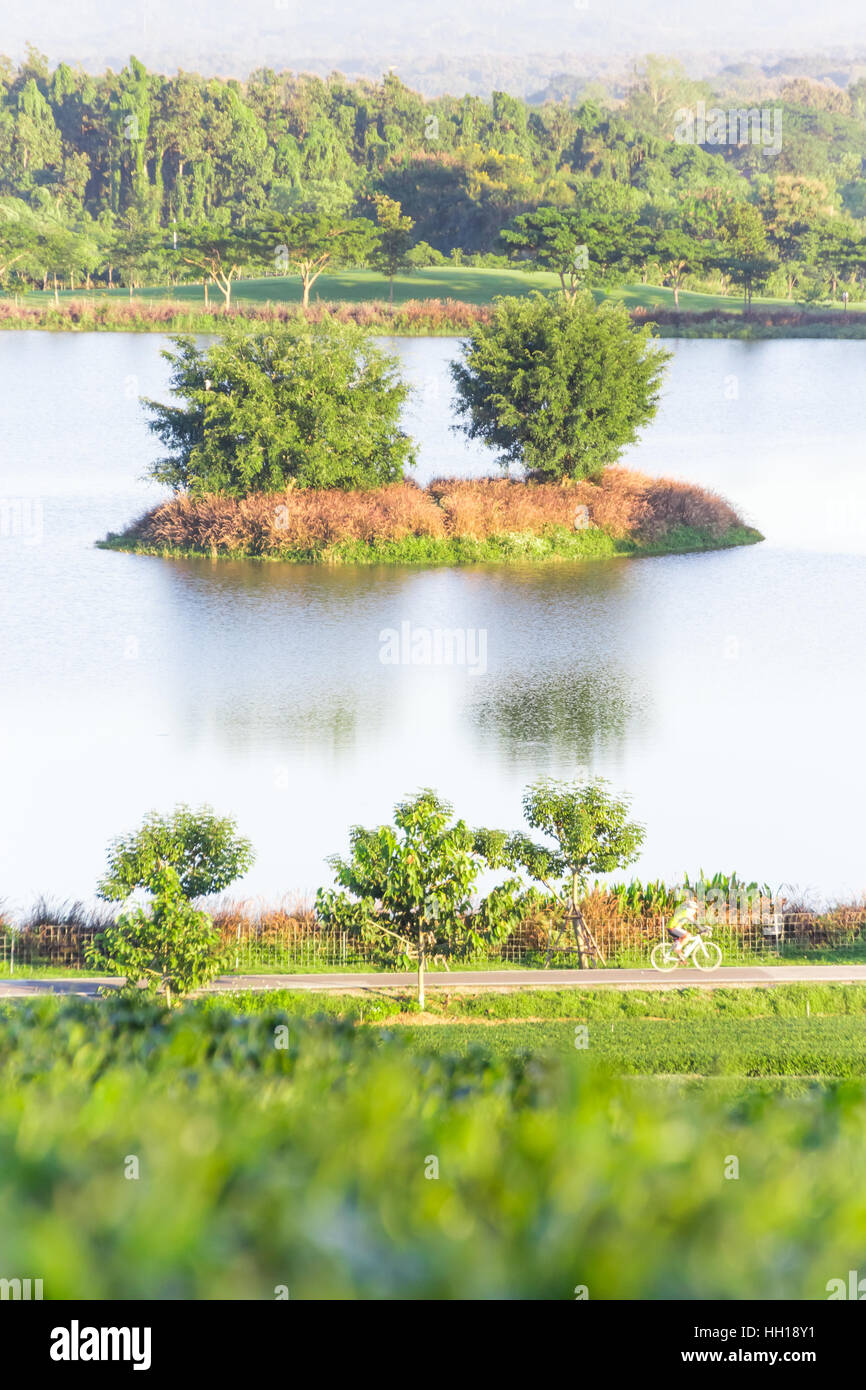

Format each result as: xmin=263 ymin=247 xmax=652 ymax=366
xmin=3 ymin=48 xmax=866 ymax=302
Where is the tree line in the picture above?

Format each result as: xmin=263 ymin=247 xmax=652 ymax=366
xmin=4 ymin=49 xmax=866 ymax=303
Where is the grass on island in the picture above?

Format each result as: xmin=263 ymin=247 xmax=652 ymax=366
xmin=101 ymin=522 xmax=762 ymax=566
xmin=100 ymin=471 xmax=763 ymax=567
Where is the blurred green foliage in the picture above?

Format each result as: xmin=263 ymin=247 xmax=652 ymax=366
xmin=1 ymin=996 xmax=866 ymax=1298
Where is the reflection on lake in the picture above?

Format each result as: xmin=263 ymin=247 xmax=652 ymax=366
xmin=2 ymin=333 xmax=865 ymax=907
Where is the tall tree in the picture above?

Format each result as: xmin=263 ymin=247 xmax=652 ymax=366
xmin=368 ymin=193 xmax=414 ymax=310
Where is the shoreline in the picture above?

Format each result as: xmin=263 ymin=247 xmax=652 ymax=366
xmin=3 ymin=296 xmax=866 ymax=340
xmin=99 ymin=522 xmax=763 ymax=566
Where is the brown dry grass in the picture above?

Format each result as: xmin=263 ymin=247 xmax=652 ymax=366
xmin=135 ymin=482 xmax=446 ymax=554
xmin=210 ymin=896 xmax=318 ymax=946
xmin=127 ymin=467 xmax=746 ymax=553
xmin=0 ymin=297 xmax=493 ymax=333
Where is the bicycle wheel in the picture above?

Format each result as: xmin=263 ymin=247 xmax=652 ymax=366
xmin=693 ymin=939 xmax=722 ymax=971
xmin=650 ymin=942 xmax=678 ymax=972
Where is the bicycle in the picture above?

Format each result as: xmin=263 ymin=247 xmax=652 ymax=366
xmin=650 ymin=926 xmax=722 ymax=972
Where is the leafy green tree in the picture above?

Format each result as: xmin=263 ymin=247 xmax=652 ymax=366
xmin=625 ymin=55 xmax=708 ymax=137
xmin=87 ymin=865 xmax=231 ymax=1006
xmin=110 ymin=212 xmax=163 ymax=295
xmin=259 ymin=210 xmax=376 ymax=307
xmin=98 ymin=804 xmax=254 ymax=902
xmin=716 ymin=202 xmax=777 ymax=307
xmin=477 ymin=777 xmax=645 ymax=966
xmin=175 ymin=221 xmax=256 ymax=308
xmin=91 ymin=805 xmax=251 ymax=1005
xmin=368 ymin=194 xmax=415 ymax=310
xmin=143 ymin=322 xmax=416 ymax=494
xmin=654 ymin=229 xmax=705 ymax=307
xmin=317 ymin=790 xmax=520 ymax=1004
xmin=500 ymin=207 xmax=591 ymax=298
xmin=0 ymin=214 xmax=29 ymax=285
xmin=451 ymin=293 xmax=670 ymax=481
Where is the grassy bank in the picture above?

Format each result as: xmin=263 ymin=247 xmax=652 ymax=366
xmin=212 ymin=983 xmax=866 ymax=1022
xmin=4 ymin=270 xmax=866 ymax=335
xmin=100 ymin=470 xmax=762 ymax=566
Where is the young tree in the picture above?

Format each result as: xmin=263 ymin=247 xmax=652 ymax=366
xmin=368 ymin=194 xmax=415 ymax=310
xmin=98 ymin=804 xmax=255 ymax=901
xmin=477 ymin=778 xmax=645 ymax=967
xmin=91 ymin=806 xmax=254 ymax=1004
xmin=451 ymin=293 xmax=670 ymax=481
xmin=143 ymin=322 xmax=416 ymax=495
xmin=87 ymin=865 xmax=231 ymax=1007
xmin=317 ymin=791 xmax=520 ymax=1005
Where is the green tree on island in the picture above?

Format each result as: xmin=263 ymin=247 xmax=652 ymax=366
xmin=143 ymin=323 xmax=416 ymax=494
xmin=451 ymin=293 xmax=670 ymax=481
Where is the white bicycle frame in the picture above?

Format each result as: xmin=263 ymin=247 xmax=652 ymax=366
xmin=660 ymin=930 xmax=712 ymax=963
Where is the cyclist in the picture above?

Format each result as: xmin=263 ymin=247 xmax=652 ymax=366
xmin=666 ymin=895 xmax=701 ymax=961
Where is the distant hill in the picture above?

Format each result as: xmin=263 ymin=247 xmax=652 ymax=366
xmin=4 ymin=0 xmax=866 ymax=96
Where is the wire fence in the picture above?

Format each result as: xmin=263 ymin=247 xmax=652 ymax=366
xmin=2 ymin=909 xmax=866 ymax=974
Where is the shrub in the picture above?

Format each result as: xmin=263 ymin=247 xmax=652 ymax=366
xmin=5 ymin=1001 xmax=866 ymax=1298
xmin=143 ymin=321 xmax=416 ymax=495
xmin=451 ymin=292 xmax=670 ymax=481
xmin=114 ymin=470 xmax=748 ymax=556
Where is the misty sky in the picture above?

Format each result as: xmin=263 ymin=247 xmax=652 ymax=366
xmin=3 ymin=0 xmax=866 ymax=79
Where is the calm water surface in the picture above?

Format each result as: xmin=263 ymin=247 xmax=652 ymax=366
xmin=1 ymin=333 xmax=865 ymax=910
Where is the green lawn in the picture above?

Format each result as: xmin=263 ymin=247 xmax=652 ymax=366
xmin=23 ymin=266 xmax=866 ymax=314
xmin=393 ymin=1016 xmax=866 ymax=1076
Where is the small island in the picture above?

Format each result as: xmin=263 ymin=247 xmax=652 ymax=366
xmin=101 ymin=472 xmax=761 ymax=565
xmin=101 ymin=295 xmax=762 ymax=566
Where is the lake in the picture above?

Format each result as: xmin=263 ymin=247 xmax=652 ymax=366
xmin=1 ymin=332 xmax=865 ymax=912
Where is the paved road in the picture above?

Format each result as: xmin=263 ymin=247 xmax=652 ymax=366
xmin=3 ymin=965 xmax=866 ymax=997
